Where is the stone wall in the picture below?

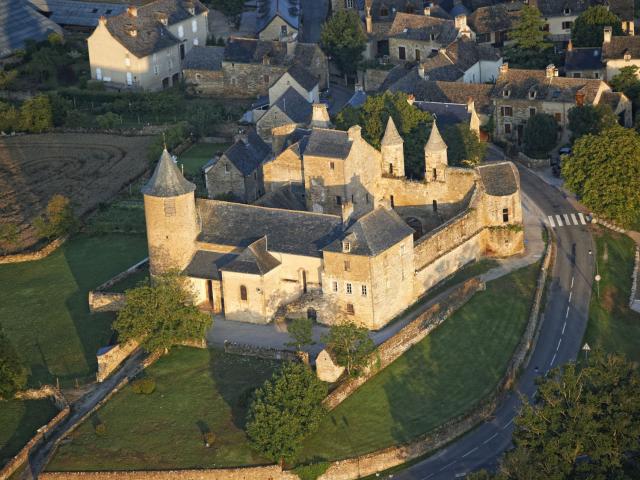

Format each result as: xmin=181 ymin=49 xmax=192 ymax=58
xmin=89 ymin=292 xmax=126 ymax=313
xmin=323 ymin=278 xmax=483 ymax=410
xmin=517 ymin=151 xmax=550 ymax=169
xmin=14 ymin=385 xmax=67 ymax=409
xmin=630 ymin=247 xmax=640 ymax=314
xmin=41 ymin=466 xmax=298 ymax=480
xmin=223 ymin=341 xmax=307 ymax=363
xmin=0 ymin=236 xmax=67 ymax=265
xmin=96 ymin=340 xmax=140 ymax=382
xmin=94 ymin=258 xmax=149 ymax=292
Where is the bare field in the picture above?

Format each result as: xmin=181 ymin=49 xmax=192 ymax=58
xmin=0 ymin=133 xmax=153 ymax=253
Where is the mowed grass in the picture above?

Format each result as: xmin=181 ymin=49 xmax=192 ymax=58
xmin=296 ymin=263 xmax=540 ymax=463
xmin=0 ymin=399 xmax=58 ymax=467
xmin=178 ymin=143 xmax=230 ymax=176
xmin=47 ymin=347 xmax=280 ymax=471
xmin=583 ymin=228 xmax=640 ymax=362
xmin=0 ymin=234 xmax=148 ymax=387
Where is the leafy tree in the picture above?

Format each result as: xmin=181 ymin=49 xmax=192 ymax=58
xmin=246 ymin=362 xmax=327 ymax=465
xmin=0 ymin=223 xmax=19 ymax=252
xmin=609 ymin=65 xmax=640 ymax=110
xmin=286 ymin=317 xmax=315 ymax=351
xmin=34 ymin=194 xmax=78 ymax=239
xmin=441 ymin=124 xmax=486 ymax=167
xmin=563 ymin=124 xmax=640 ymax=227
xmin=572 ymin=5 xmax=622 ymax=47
xmin=505 ymin=5 xmax=555 ymax=69
xmin=114 ymin=272 xmax=211 ymax=353
xmin=96 ymin=112 xmax=122 ymax=129
xmin=0 ymin=101 xmax=19 ymax=133
xmin=523 ymin=113 xmax=557 ymax=159
xmin=320 ymin=10 xmax=367 ymax=76
xmin=567 ymin=104 xmax=618 ymax=141
xmin=48 ymin=93 xmax=72 ymax=127
xmin=335 ymin=91 xmax=432 ymax=178
xmin=0 ymin=327 xmax=28 ymax=398
xmin=323 ymin=321 xmax=375 ymax=377
xmin=19 ymin=95 xmax=53 ymax=133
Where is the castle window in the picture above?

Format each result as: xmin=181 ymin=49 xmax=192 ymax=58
xmin=336 ymin=195 xmax=342 ymax=206
xmin=346 ymin=303 xmax=355 ymax=315
xmin=366 ymin=193 xmax=370 ymax=204
xmin=263 ymin=74 xmax=269 ymax=83
xmin=344 ymin=260 xmax=350 ymax=272
xmin=224 ymin=163 xmax=230 ymax=174
xmin=281 ymin=25 xmax=288 ymax=36
xmin=343 ymin=241 xmax=351 ymax=253
xmin=164 ymin=199 xmax=176 ymax=216
xmin=361 ymin=285 xmax=367 ymax=296
xmin=389 ymin=163 xmax=394 ymax=174
xmin=330 ymin=161 xmax=335 ymax=170
xmin=240 ymin=285 xmax=247 ymax=301
xmin=433 ymin=168 xmax=437 ymax=181
xmin=503 ymin=208 xmax=509 ymax=223
xmin=345 ymin=0 xmax=354 ymax=7
xmin=503 ymin=89 xmax=510 ymax=98
xmin=332 ymin=281 xmax=338 ymax=292
xmin=380 ymin=6 xmax=389 ymax=16
xmin=346 ymin=283 xmax=353 ymax=294
xmin=398 ymin=46 xmax=406 ymax=60
xmin=562 ymin=21 xmax=573 ymax=30
xmin=529 ymin=90 xmax=536 ymax=99
xmin=415 ymin=49 xmax=420 ymax=61
xmin=390 ymin=195 xmax=395 ymax=208
xmin=433 ymin=199 xmax=437 ymax=212
xmin=529 ymin=107 xmax=536 ymax=117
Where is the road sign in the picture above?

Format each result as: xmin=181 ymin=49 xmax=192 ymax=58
xmin=595 ymin=275 xmax=601 ymax=282
xmin=582 ymin=343 xmax=591 ymax=351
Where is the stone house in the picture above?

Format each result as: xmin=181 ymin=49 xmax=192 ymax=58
xmin=607 ymin=0 xmax=635 ymax=35
xmin=564 ymin=42 xmax=605 ymax=79
xmin=255 ymin=0 xmax=300 ymax=41
xmin=532 ymin=0 xmax=588 ymax=45
xmin=601 ymin=27 xmax=640 ymax=80
xmin=256 ymin=87 xmax=313 ymax=138
xmin=143 ymin=113 xmax=525 ymax=329
xmin=468 ymin=2 xmax=522 ymax=47
xmin=203 ymin=130 xmax=271 ymax=202
xmin=182 ymin=37 xmax=327 ymax=98
xmin=491 ymin=63 xmax=632 ymax=145
xmin=87 ymin=0 xmax=208 ymax=90
xmin=268 ymin=63 xmax=320 ymax=105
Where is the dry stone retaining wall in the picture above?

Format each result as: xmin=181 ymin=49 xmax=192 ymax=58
xmin=223 ymin=341 xmax=307 ymax=363
xmin=0 ymin=236 xmax=67 ymax=264
xmin=41 ymin=466 xmax=298 ymax=480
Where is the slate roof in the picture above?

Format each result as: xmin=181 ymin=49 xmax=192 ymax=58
xmin=387 ymin=13 xmax=458 ymax=44
xmin=304 ymin=128 xmax=353 ymax=159
xmin=182 ymin=45 xmax=224 ymax=70
xmin=347 ymin=89 xmax=368 ymax=109
xmin=0 ymin=0 xmax=63 ymax=58
xmin=220 ymin=237 xmax=281 ymax=275
xmin=142 ymin=149 xmax=196 ymax=197
xmin=533 ymin=0 xmax=589 ymax=16
xmin=420 ymin=53 xmax=464 ymax=81
xmin=184 ymin=250 xmax=237 ymax=279
xmin=416 ymin=38 xmax=501 ymax=81
xmin=29 ymin=0 xmax=125 ymax=27
xmin=196 ymin=200 xmax=342 ymax=257
xmin=492 ymin=68 xmax=605 ymax=104
xmin=270 ymin=87 xmax=313 ymax=123
xmin=104 ymin=0 xmax=207 ymax=58
xmin=425 ymin=121 xmax=447 ymax=151
xmin=285 ymin=63 xmax=318 ymax=91
xmin=255 ymin=0 xmax=300 ymax=35
xmin=468 ymin=2 xmax=522 ymax=34
xmin=324 ymin=208 xmax=414 ymax=256
xmin=478 ymin=162 xmax=518 ymax=197
xmin=366 ymin=0 xmax=450 ymax=21
xmin=221 ymin=130 xmax=271 ymax=176
xmin=381 ymin=117 xmax=403 ymax=146
xmin=607 ymin=0 xmax=634 ymax=20
xmin=565 ymin=46 xmax=604 ymax=71
xmin=602 ymin=36 xmax=640 ymax=60
xmin=224 ymin=37 xmax=287 ymax=63
xmin=413 ymin=101 xmax=471 ymax=126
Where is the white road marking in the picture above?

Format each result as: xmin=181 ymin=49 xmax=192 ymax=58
xmin=570 ymin=213 xmax=578 ymax=225
xmin=462 ymin=447 xmax=478 ymax=458
xmin=571 ymin=276 xmax=575 ymax=288
xmin=557 ymin=338 xmax=562 ymax=351
xmin=563 ymin=214 xmax=571 ymax=225
xmin=483 ymin=433 xmax=499 ymax=444
xmin=569 ymin=291 xmax=572 ymax=302
xmin=551 ymin=353 xmax=557 ymax=366
xmin=439 ymin=461 xmax=457 ymax=472
xmin=422 ymin=473 xmax=434 ymax=479
xmin=566 ymin=306 xmax=570 ymax=318
xmin=547 ymin=215 xmax=556 ymax=227
xmin=502 ymin=417 xmax=514 ymax=429
xmin=562 ymin=321 xmax=566 ymax=334
xmin=555 ymin=215 xmax=564 ymax=227
xmin=578 ymin=213 xmax=587 ymax=225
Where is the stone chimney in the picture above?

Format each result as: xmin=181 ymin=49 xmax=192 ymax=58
xmin=341 ymin=202 xmax=354 ymax=229
xmin=406 ymin=94 xmax=415 ymax=106
xmin=467 ymin=98 xmax=480 ymax=136
xmin=575 ymin=91 xmax=585 ymax=107
xmin=418 ymin=64 xmax=425 ymax=79
xmin=365 ymin=7 xmax=373 ymax=34
xmin=424 ymin=6 xmax=431 ymax=16
xmin=311 ymin=103 xmax=331 ymax=128
xmin=348 ymin=125 xmax=362 ymax=141
xmin=499 ymin=62 xmax=509 ymax=74
xmin=567 ymin=39 xmax=573 ymax=51
xmin=455 ymin=14 xmax=467 ymax=31
xmin=286 ymin=36 xmax=297 ymax=57
xmin=184 ymin=0 xmax=195 ymax=15
xmin=233 ymin=128 xmax=248 ymax=144
xmin=604 ymin=26 xmax=612 ymax=44
xmin=127 ymin=6 xmax=137 ymax=17
xmin=125 ymin=23 xmax=138 ymax=37
xmin=545 ymin=64 xmax=556 ymax=78
xmin=98 ymin=15 xmax=107 ymax=26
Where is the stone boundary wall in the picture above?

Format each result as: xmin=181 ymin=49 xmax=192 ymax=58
xmin=41 ymin=466 xmax=298 ymax=480
xmin=0 ymin=236 xmax=67 ymax=265
xmin=0 ymin=407 xmax=70 ymax=480
xmin=95 ymin=258 xmax=149 ymax=292
xmin=88 ymin=258 xmax=149 ymax=313
xmin=97 ymin=340 xmax=140 ymax=382
xmin=517 ymin=152 xmax=550 ymax=169
xmin=630 ymin=247 xmax=640 ymax=313
xmin=14 ymin=385 xmax=67 ymax=410
xmin=323 ymin=278 xmax=483 ymax=411
xmin=592 ymin=216 xmax=627 ymax=234
xmin=223 ymin=341 xmax=308 ymax=363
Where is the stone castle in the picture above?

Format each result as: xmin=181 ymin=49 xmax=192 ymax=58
xmin=142 ymin=116 xmax=524 ymax=329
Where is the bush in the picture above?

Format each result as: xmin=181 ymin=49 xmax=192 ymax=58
xmin=94 ymin=423 xmax=107 ymax=436
xmin=19 ymin=94 xmax=53 ymax=133
xmin=131 ymin=377 xmax=156 ymax=395
xmin=96 ymin=112 xmax=122 ymax=129
xmin=523 ymin=113 xmax=557 ymax=159
xmin=33 ymin=194 xmax=78 ymax=239
xmin=203 ymin=431 xmax=215 ymax=447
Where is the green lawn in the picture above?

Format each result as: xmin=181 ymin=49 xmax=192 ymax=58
xmin=0 ymin=399 xmax=59 ymax=467
xmin=583 ymin=228 xmax=640 ymax=362
xmin=178 ymin=143 xmax=230 ymax=176
xmin=0 ymin=234 xmax=148 ymax=387
xmin=296 ymin=263 xmax=540 ymax=463
xmin=47 ymin=347 xmax=280 ymax=471
xmin=108 ymin=266 xmax=149 ymax=293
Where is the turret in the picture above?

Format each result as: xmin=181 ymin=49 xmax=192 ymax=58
xmin=142 ymin=148 xmax=198 ymax=276
xmin=424 ymin=120 xmax=448 ymax=182
xmin=381 ymin=116 xmax=405 ymax=177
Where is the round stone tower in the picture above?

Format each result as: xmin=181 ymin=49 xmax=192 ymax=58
xmin=424 ymin=120 xmax=448 ymax=182
xmin=142 ymin=148 xmax=198 ymax=276
xmin=381 ymin=116 xmax=405 ymax=177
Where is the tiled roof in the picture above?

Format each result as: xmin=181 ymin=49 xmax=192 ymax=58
xmin=602 ymin=36 xmax=640 ymax=60
xmin=366 ymin=0 xmax=450 ymax=21
xmin=304 ymin=128 xmax=353 ymax=159
xmin=420 ymin=53 xmax=464 ymax=81
xmin=255 ymin=0 xmax=300 ymax=35
xmin=607 ymin=0 xmax=634 ymax=20
xmin=387 ymin=12 xmax=458 ymax=44
xmin=565 ymin=46 xmax=603 ymax=71
xmin=271 ymin=87 xmax=313 ymax=123
xmin=468 ymin=2 xmax=522 ymax=34
xmin=142 ymin=149 xmax=196 ymax=197
xmin=184 ymin=250 xmax=236 ymax=279
xmin=381 ymin=116 xmax=403 ymax=145
xmin=220 ymin=237 xmax=281 ymax=275
xmin=532 ymin=0 xmax=589 ymax=16
xmin=492 ymin=68 xmax=605 ymax=104
xmin=196 ymin=200 xmax=342 ymax=257
xmin=324 ymin=208 xmax=414 ymax=256
xmin=221 ymin=130 xmax=271 ymax=176
xmin=0 ymin=0 xmax=63 ymax=58
xmin=28 ymin=0 xmax=125 ymax=28
xmin=224 ymin=37 xmax=287 ymax=64
xmin=182 ymin=45 xmax=224 ymax=70
xmin=417 ymin=38 xmax=501 ymax=81
xmin=105 ymin=0 xmax=207 ymax=58
xmin=285 ymin=63 xmax=318 ymax=91
xmin=478 ymin=162 xmax=518 ymax=197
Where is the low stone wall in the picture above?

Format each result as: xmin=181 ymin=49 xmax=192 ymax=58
xmin=41 ymin=466 xmax=298 ymax=480
xmin=223 ymin=341 xmax=307 ymax=363
xmin=89 ymin=292 xmax=126 ymax=313
xmin=0 ymin=406 xmax=70 ymax=480
xmin=323 ymin=278 xmax=483 ymax=411
xmin=94 ymin=258 xmax=149 ymax=292
xmin=97 ymin=340 xmax=140 ymax=382
xmin=14 ymin=385 xmax=67 ymax=409
xmin=517 ymin=152 xmax=550 ymax=169
xmin=0 ymin=236 xmax=67 ymax=265
xmin=592 ymin=216 xmax=627 ymax=234
xmin=630 ymin=247 xmax=640 ymax=314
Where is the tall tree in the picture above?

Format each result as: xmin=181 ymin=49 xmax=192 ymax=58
xmin=286 ymin=317 xmax=315 ymax=351
xmin=441 ymin=124 xmax=486 ymax=167
xmin=33 ymin=194 xmax=78 ymax=240
xmin=323 ymin=321 xmax=375 ymax=377
xmin=0 ymin=327 xmax=28 ymax=398
xmin=320 ymin=10 xmax=367 ymax=76
xmin=505 ymin=5 xmax=555 ymax=68
xmin=572 ymin=5 xmax=623 ymax=47
xmin=567 ymin=104 xmax=618 ymax=141
xmin=114 ymin=273 xmax=211 ymax=352
xmin=523 ymin=113 xmax=558 ymax=159
xmin=19 ymin=94 xmax=53 ymax=133
xmin=609 ymin=65 xmax=640 ymax=110
xmin=563 ymin=124 xmax=640 ymax=227
xmin=246 ymin=362 xmax=327 ymax=465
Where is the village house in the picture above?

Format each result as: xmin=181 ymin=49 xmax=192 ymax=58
xmin=255 ymin=0 xmax=300 ymax=41
xmin=87 ymin=0 xmax=208 ymax=90
xmin=468 ymin=2 xmax=522 ymax=48
xmin=607 ymin=0 xmax=635 ymax=35
xmin=601 ymin=26 xmax=640 ymax=80
xmin=531 ymin=0 xmax=588 ymax=45
xmin=564 ymin=41 xmax=604 ymax=79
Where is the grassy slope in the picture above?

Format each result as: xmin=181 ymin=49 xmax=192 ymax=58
xmin=0 ymin=399 xmax=58 ymax=467
xmin=583 ymin=228 xmax=640 ymax=362
xmin=297 ymin=263 xmax=540 ymax=463
xmin=179 ymin=143 xmax=230 ymax=176
xmin=47 ymin=347 xmax=279 ymax=471
xmin=0 ymin=234 xmax=148 ymax=386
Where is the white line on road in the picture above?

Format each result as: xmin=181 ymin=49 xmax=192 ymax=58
xmin=566 ymin=306 xmax=570 ymax=318
xmin=551 ymin=353 xmax=557 ymax=366
xmin=462 ymin=447 xmax=479 ymax=458
xmin=578 ymin=213 xmax=587 ymax=225
xmin=555 ymin=215 xmax=564 ymax=227
xmin=569 ymin=291 xmax=572 ymax=302
xmin=563 ymin=214 xmax=571 ymax=225
xmin=547 ymin=215 xmax=556 ymax=228
xmin=571 ymin=276 xmax=575 ymax=288
xmin=570 ymin=213 xmax=578 ymax=225
xmin=439 ymin=461 xmax=457 ymax=472
xmin=562 ymin=321 xmax=566 ymax=334
xmin=557 ymin=338 xmax=562 ymax=351
xmin=421 ymin=473 xmax=434 ymax=479
xmin=483 ymin=433 xmax=499 ymax=444
xmin=502 ymin=418 xmax=514 ymax=429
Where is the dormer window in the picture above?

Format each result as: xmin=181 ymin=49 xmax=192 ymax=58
xmin=342 ymin=241 xmax=351 ymax=253
xmin=380 ymin=6 xmax=389 ymax=16
xmin=503 ymin=89 xmax=511 ymax=98
xmin=564 ymin=7 xmax=571 ymax=15
xmin=529 ymin=90 xmax=537 ymax=99
xmin=430 ymin=33 xmax=435 ymax=41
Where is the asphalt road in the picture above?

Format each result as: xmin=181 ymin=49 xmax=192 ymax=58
xmin=300 ymin=0 xmax=328 ymax=43
xmin=396 ymin=163 xmax=596 ymax=479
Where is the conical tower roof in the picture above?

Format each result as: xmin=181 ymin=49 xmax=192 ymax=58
xmin=141 ymin=148 xmax=196 ymax=197
xmin=381 ymin=116 xmax=403 ymax=146
xmin=424 ymin=120 xmax=447 ymax=152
